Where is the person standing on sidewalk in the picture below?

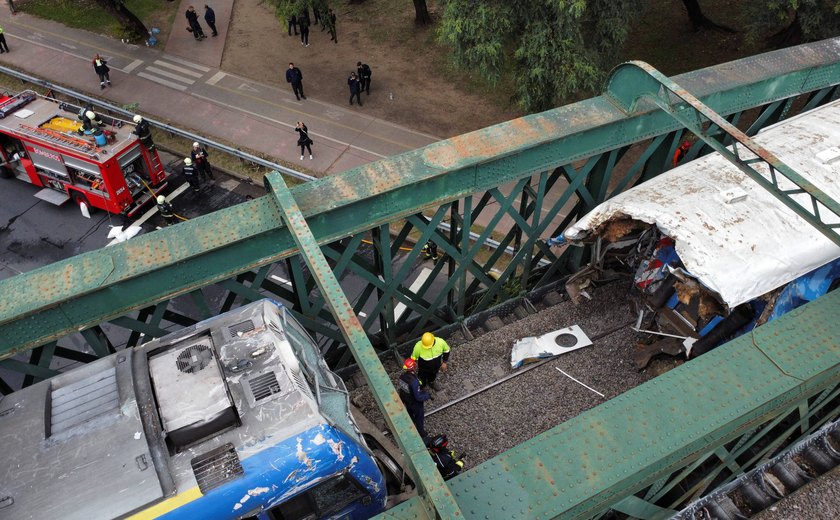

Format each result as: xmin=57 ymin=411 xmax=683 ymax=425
xmin=92 ymin=54 xmax=111 ymax=90
xmin=186 ymin=6 xmax=206 ymax=40
xmin=286 ymin=62 xmax=306 ymax=101
xmin=0 ymin=27 xmax=10 ymax=54
xmin=204 ymin=5 xmax=218 ymax=37
xmin=357 ymin=61 xmax=372 ymax=95
xmin=295 ymin=121 xmax=313 ymax=160
xmin=348 ymin=72 xmax=362 ymax=106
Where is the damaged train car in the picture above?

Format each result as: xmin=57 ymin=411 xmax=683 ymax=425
xmin=561 ymin=99 xmax=840 ymax=369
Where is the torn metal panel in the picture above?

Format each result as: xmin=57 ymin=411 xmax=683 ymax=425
xmin=510 ymin=325 xmax=593 ymax=368
xmin=565 ymin=98 xmax=840 ymax=310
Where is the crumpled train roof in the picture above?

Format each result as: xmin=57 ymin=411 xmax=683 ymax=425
xmin=565 ymin=99 xmax=840 ymax=308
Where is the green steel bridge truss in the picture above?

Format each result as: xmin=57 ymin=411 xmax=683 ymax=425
xmin=1 ymin=39 xmax=839 ymax=518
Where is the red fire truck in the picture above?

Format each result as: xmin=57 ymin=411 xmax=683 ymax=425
xmin=0 ymin=90 xmax=167 ymax=217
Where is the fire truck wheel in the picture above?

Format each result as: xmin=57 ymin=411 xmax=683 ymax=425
xmin=72 ymin=192 xmax=91 ymax=211
xmin=0 ymin=167 xmax=11 ymax=179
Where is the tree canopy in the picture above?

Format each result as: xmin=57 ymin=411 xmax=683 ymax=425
xmin=437 ymin=0 xmax=840 ymax=113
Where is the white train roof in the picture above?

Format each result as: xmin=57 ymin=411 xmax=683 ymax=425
xmin=565 ymin=99 xmax=840 ymax=308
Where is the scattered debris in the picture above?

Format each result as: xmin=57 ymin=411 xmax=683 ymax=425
xmin=510 ymin=325 xmax=592 ymax=368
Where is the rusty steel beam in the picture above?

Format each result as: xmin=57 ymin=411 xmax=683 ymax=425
xmin=605 ymin=60 xmax=840 ymax=247
xmin=263 ymin=172 xmax=461 ymax=519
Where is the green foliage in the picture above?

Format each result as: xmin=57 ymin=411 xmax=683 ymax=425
xmin=18 ymin=0 xmax=169 ymax=37
xmin=438 ymin=0 xmax=642 ymax=113
xmin=267 ymin=0 xmax=328 ymax=20
xmin=743 ymin=0 xmax=840 ymax=44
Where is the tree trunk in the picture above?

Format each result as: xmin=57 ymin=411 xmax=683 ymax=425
xmin=93 ymin=0 xmax=148 ymax=41
xmin=680 ymin=0 xmax=735 ymax=33
xmin=413 ymin=0 xmax=431 ymax=24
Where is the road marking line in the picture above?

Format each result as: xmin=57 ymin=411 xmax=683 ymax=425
xmin=359 ymin=311 xmax=367 ymax=318
xmin=60 ymin=42 xmax=77 ymax=50
xmin=270 ymin=275 xmax=292 ymax=286
xmin=206 ymin=71 xmax=226 ymax=85
xmin=153 ymin=60 xmax=205 ymax=78
xmin=190 ymin=93 xmax=387 ymax=158
xmin=194 ymin=83 xmax=416 ymax=152
xmin=394 ymin=267 xmax=432 ymax=319
xmin=144 ymin=66 xmax=197 ymax=84
xmin=161 ymin=55 xmax=211 ymax=72
xmin=123 ymin=59 xmax=144 ymax=73
xmin=137 ymin=72 xmax=188 ymax=91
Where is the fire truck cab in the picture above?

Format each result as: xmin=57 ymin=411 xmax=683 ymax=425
xmin=0 ymin=90 xmax=167 ymax=217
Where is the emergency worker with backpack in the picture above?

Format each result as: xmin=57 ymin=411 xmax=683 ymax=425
xmin=428 ymin=434 xmax=465 ymax=480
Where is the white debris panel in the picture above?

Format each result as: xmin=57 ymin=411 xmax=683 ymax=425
xmin=510 ymin=325 xmax=592 ymax=368
xmin=564 ymin=99 xmax=840 ymax=308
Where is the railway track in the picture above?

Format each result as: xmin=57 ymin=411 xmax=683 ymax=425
xmin=348 ymin=280 xmax=676 ymax=470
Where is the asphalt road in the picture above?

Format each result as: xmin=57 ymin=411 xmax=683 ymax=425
xmin=0 ymin=152 xmax=264 ymax=281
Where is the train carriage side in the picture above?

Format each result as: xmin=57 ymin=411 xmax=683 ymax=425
xmin=0 ymin=300 xmax=387 ymax=520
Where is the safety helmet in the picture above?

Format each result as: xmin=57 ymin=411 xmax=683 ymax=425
xmin=193 ymin=142 xmax=200 ymax=148
xmin=85 ymin=110 xmax=96 ymax=120
xmin=421 ymin=332 xmax=435 ymax=348
xmin=184 ymin=157 xmax=192 ymax=165
xmin=133 ymin=115 xmax=142 ymax=123
xmin=430 ymin=434 xmax=448 ymax=450
xmin=403 ymin=358 xmax=417 ymax=371
xmin=156 ymin=195 xmax=166 ymax=204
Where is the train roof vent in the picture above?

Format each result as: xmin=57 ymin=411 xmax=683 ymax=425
xmin=50 ymin=366 xmax=119 ymax=437
xmin=228 ymin=319 xmax=256 ymax=337
xmin=248 ymin=371 xmax=282 ymax=401
xmin=191 ymin=442 xmax=244 ymax=494
xmin=176 ymin=344 xmax=213 ymax=374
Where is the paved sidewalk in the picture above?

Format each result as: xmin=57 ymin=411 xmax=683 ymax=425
xmin=0 ymin=8 xmax=438 ymax=177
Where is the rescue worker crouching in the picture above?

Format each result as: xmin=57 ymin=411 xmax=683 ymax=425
xmin=397 ymin=357 xmax=431 ymax=440
xmin=156 ymin=195 xmax=177 ymax=226
xmin=411 ymin=332 xmax=450 ymax=391
xmin=428 ymin=434 xmax=465 ymax=480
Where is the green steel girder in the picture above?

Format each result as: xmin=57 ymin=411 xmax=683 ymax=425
xmin=606 ymin=60 xmax=840 ymax=247
xmin=381 ymin=284 xmax=840 ymax=520
xmin=2 ymin=39 xmax=840 ymax=362
xmin=262 ymin=172 xmax=462 ymax=519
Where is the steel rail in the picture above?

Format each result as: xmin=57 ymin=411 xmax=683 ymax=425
xmin=424 ymin=320 xmax=634 ymax=417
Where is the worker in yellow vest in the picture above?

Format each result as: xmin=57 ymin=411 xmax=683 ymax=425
xmin=411 ymin=332 xmax=450 ymax=391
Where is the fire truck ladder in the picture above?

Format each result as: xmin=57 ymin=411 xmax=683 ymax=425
xmin=18 ymin=125 xmax=98 ymax=154
xmin=148 ymin=150 xmax=162 ymax=172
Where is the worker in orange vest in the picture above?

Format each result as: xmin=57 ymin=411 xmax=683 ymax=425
xmin=673 ymin=140 xmax=692 ymax=167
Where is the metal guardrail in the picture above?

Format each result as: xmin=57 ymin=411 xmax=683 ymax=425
xmin=0 ymin=65 xmax=317 ymax=182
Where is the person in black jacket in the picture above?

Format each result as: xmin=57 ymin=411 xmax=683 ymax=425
xmin=204 ymin=5 xmax=218 ymax=37
xmin=348 ymin=72 xmax=362 ymax=106
xmin=191 ymin=142 xmax=214 ymax=180
xmin=287 ymin=14 xmax=298 ymax=36
xmin=357 ymin=62 xmax=372 ymax=95
xmin=299 ymin=12 xmax=310 ymax=47
xmin=428 ymin=434 xmax=465 ymax=480
xmin=92 ymin=54 xmax=110 ymax=90
xmin=186 ymin=6 xmax=206 ymax=40
xmin=285 ymin=63 xmax=306 ymax=101
xmin=397 ymin=358 xmax=431 ymax=439
xmin=156 ymin=196 xmax=177 ymax=226
xmin=182 ymin=157 xmax=201 ymax=192
xmin=295 ymin=121 xmax=313 ymax=160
